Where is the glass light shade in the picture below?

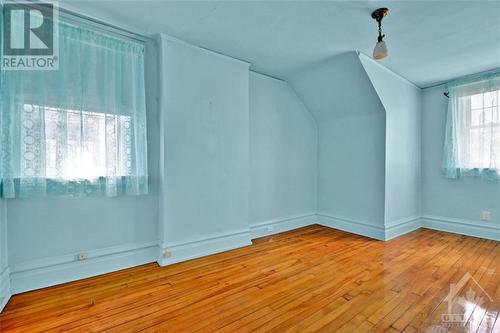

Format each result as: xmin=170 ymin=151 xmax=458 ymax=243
xmin=373 ymin=40 xmax=388 ymax=60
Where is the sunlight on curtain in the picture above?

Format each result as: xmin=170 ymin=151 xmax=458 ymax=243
xmin=0 ymin=21 xmax=148 ymax=197
xmin=442 ymin=70 xmax=500 ymax=180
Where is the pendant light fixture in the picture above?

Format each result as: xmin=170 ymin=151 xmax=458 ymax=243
xmin=371 ymin=8 xmax=389 ymax=60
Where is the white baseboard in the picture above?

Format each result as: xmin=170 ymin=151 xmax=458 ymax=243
xmin=157 ymin=229 xmax=252 ymax=266
xmin=316 ymin=213 xmax=497 ymax=242
xmin=10 ymin=241 xmax=158 ymax=294
xmin=0 ymin=266 xmax=11 ymax=312
xmin=385 ymin=216 xmax=421 ymax=240
xmin=249 ymin=213 xmax=317 ymax=239
xmin=4 ymin=214 xmax=497 ymax=303
xmin=317 ymin=213 xmax=385 ymax=240
xmin=421 ymin=215 xmax=500 ymax=241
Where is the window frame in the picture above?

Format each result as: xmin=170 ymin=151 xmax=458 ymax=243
xmin=461 ymin=90 xmax=499 ymax=170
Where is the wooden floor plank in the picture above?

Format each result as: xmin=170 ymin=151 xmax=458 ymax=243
xmin=0 ymin=225 xmax=498 ymax=333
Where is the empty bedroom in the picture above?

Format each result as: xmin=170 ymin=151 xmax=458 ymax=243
xmin=0 ymin=0 xmax=499 ymax=332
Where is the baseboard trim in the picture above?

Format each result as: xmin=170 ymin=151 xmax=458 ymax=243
xmin=315 ymin=213 xmax=497 ymax=242
xmin=10 ymin=242 xmax=158 ymax=294
xmin=250 ymin=213 xmax=317 ymax=239
xmin=0 ymin=266 xmax=11 ymax=312
xmin=157 ymin=229 xmax=252 ymax=266
xmin=5 ymin=214 xmax=497 ymax=299
xmin=317 ymin=213 xmax=385 ymax=240
xmin=385 ymin=216 xmax=421 ymax=240
xmin=421 ymin=215 xmax=500 ymax=241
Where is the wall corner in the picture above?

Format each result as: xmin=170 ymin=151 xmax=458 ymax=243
xmin=0 ymin=199 xmax=11 ymax=312
xmin=0 ymin=267 xmax=11 ymax=313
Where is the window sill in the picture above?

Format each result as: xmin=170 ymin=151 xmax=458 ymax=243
xmin=0 ymin=176 xmax=148 ymax=198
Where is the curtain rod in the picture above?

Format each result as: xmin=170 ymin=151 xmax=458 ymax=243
xmin=439 ymin=68 xmax=500 ymax=99
xmin=24 ymin=1 xmax=152 ymax=44
xmin=59 ymin=7 xmax=152 ymax=44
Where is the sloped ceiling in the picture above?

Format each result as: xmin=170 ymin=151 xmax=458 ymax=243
xmin=289 ymin=52 xmax=385 ymax=121
xmin=64 ymin=0 xmax=500 ymax=88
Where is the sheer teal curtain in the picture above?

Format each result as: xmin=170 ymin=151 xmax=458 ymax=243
xmin=442 ymin=70 xmax=500 ymax=180
xmin=0 ymin=20 xmax=148 ymax=197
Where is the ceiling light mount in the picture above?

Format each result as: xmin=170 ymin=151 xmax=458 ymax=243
xmin=371 ymin=8 xmax=389 ymax=60
xmin=371 ymin=8 xmax=388 ymax=23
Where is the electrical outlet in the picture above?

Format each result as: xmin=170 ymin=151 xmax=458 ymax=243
xmin=78 ymin=252 xmax=88 ymax=261
xmin=480 ymin=211 xmax=491 ymax=221
xmin=163 ymin=251 xmax=172 ymax=258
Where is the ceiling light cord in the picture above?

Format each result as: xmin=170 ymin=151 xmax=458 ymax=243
xmin=377 ymin=20 xmax=385 ymax=42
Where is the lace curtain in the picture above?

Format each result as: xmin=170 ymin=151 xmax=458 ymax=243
xmin=442 ymin=70 xmax=500 ymax=180
xmin=0 ymin=21 xmax=148 ymax=197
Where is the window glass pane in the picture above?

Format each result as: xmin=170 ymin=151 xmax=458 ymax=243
xmin=465 ymin=90 xmax=500 ymax=168
xmin=105 ymin=115 xmax=118 ymax=176
xmin=494 ymin=129 xmax=500 ymax=166
xmin=469 ymin=128 xmax=482 ymax=167
xmin=483 ymin=90 xmax=498 ymax=108
xmin=483 ymin=107 xmax=493 ymax=125
xmin=44 ymin=108 xmax=61 ymax=179
xmin=26 ymin=104 xmax=132 ymax=181
xmin=470 ymin=93 xmax=483 ymax=109
xmin=470 ymin=108 xmax=483 ymax=126
xmin=66 ymin=110 xmax=82 ymax=179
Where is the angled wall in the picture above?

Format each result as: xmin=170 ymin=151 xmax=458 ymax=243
xmin=359 ymin=53 xmax=422 ymax=239
xmin=290 ymin=51 xmax=423 ymax=240
xmin=249 ymin=72 xmax=317 ymax=238
xmin=290 ymin=52 xmax=387 ymax=239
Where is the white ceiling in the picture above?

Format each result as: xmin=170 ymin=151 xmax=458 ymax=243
xmin=64 ymin=0 xmax=500 ymax=88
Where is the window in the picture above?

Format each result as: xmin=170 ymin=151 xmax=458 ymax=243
xmin=443 ymin=71 xmax=500 ymax=180
xmin=0 ymin=19 xmax=148 ymax=197
xmin=25 ymin=104 xmax=132 ymax=181
xmin=466 ymin=91 xmax=500 ymax=169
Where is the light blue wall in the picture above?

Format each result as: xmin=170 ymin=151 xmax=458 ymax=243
xmin=290 ymin=52 xmax=386 ymax=238
xmin=159 ymin=38 xmax=250 ymax=247
xmin=422 ymin=84 xmax=500 ymax=239
xmin=0 ymin=200 xmax=7 ymax=272
xmin=7 ymin=195 xmax=158 ymax=263
xmin=249 ymin=72 xmax=317 ymax=225
xmin=359 ymin=54 xmax=422 ymax=226
xmin=5 ymin=39 xmax=160 ymax=269
xmin=317 ymin=114 xmax=386 ymax=227
xmin=0 ymin=199 xmax=9 ymax=311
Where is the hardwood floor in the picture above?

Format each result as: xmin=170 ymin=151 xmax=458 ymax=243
xmin=0 ymin=225 xmax=498 ymax=332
